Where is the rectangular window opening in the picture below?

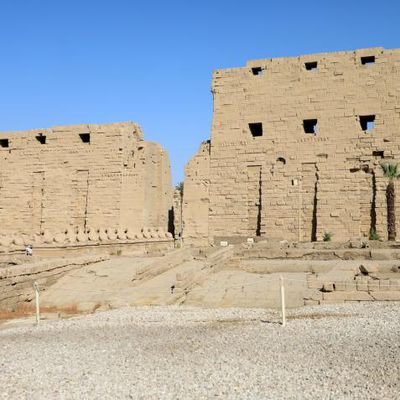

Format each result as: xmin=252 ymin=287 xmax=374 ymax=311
xmin=372 ymin=150 xmax=385 ymax=158
xmin=0 ymin=138 xmax=9 ymax=148
xmin=249 ymin=122 xmax=263 ymax=137
xmin=360 ymin=115 xmax=375 ymax=131
xmin=303 ymin=119 xmax=318 ymax=134
xmin=36 ymin=135 xmax=46 ymax=144
xmin=305 ymin=61 xmax=318 ymax=71
xmin=79 ymin=133 xmax=91 ymax=143
xmin=251 ymin=67 xmax=264 ymax=76
xmin=372 ymin=150 xmax=384 ymax=158
xmin=361 ymin=56 xmax=375 ymax=65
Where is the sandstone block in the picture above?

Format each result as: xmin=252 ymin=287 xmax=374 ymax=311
xmin=323 ymin=291 xmax=373 ymax=301
xmin=320 ymin=299 xmax=345 ymax=304
xmin=334 ymin=281 xmax=353 ymax=291
xmin=390 ymin=279 xmax=400 ymax=291
xmin=304 ymin=299 xmax=320 ymax=306
xmin=356 ymin=281 xmax=369 ymax=291
xmin=303 ymin=289 xmax=323 ymax=301
xmin=370 ymin=291 xmax=400 ymax=301
xmin=344 ymin=291 xmax=374 ymax=301
xmin=359 ymin=264 xmax=379 ymax=275
xmin=322 ymin=282 xmax=334 ymax=292
xmin=306 ymin=276 xmax=323 ymax=290
xmin=378 ymin=280 xmax=391 ymax=291
xmin=367 ymin=280 xmax=380 ymax=292
xmin=370 ymin=251 xmax=392 ymax=261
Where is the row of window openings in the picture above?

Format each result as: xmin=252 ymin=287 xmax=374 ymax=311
xmin=266 ymin=149 xmax=385 ymax=175
xmin=251 ymin=56 xmax=376 ymax=75
xmin=249 ymin=115 xmax=375 ymax=137
xmin=0 ymin=133 xmax=91 ymax=148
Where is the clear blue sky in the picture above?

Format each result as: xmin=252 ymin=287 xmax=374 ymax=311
xmin=1 ymin=0 xmax=399 ymax=184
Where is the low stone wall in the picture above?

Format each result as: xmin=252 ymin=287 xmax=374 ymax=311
xmin=305 ymin=264 xmax=400 ymax=304
xmin=236 ymin=245 xmax=400 ymax=261
xmin=226 ymin=240 xmax=400 ymax=306
xmin=0 ymin=255 xmax=110 ymax=310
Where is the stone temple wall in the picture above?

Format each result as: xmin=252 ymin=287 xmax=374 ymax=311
xmin=183 ymin=141 xmax=210 ymax=245
xmin=183 ymin=47 xmax=400 ymax=245
xmin=172 ymin=188 xmax=183 ymax=238
xmin=0 ymin=122 xmax=173 ymax=245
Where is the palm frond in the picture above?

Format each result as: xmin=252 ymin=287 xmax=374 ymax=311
xmin=381 ymin=163 xmax=400 ymax=179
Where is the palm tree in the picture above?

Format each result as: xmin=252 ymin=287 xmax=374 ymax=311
xmin=175 ymin=182 xmax=184 ymax=197
xmin=381 ymin=163 xmax=400 ymax=240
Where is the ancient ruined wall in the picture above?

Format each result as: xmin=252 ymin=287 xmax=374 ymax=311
xmin=182 ymin=141 xmax=210 ymax=245
xmin=142 ymin=142 xmax=173 ymax=230
xmin=0 ymin=255 xmax=109 ymax=310
xmin=0 ymin=122 xmax=173 ymax=241
xmin=184 ymin=47 xmax=400 ymax=244
xmin=172 ymin=188 xmax=183 ymax=238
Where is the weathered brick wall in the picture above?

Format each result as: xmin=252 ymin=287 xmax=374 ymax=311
xmin=0 ymin=122 xmax=173 ymax=239
xmin=184 ymin=47 xmax=400 ymax=244
xmin=173 ymin=188 xmax=183 ymax=238
xmin=182 ymin=141 xmax=210 ymax=245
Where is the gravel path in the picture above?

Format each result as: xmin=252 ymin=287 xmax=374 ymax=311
xmin=0 ymin=303 xmax=399 ymax=399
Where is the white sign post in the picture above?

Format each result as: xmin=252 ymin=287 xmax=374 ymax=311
xmin=280 ymin=276 xmax=286 ymax=327
xmin=33 ymin=281 xmax=40 ymax=326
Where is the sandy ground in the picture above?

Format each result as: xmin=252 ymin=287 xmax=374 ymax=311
xmin=0 ymin=302 xmax=399 ymax=399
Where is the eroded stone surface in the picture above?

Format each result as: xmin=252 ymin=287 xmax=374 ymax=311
xmin=0 ymin=122 xmax=173 ymax=246
xmin=183 ymin=47 xmax=400 ymax=245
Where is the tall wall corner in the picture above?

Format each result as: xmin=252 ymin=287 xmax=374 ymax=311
xmin=182 ymin=140 xmax=211 ymax=246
